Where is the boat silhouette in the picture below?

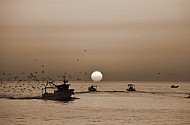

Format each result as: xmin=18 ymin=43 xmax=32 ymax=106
xmin=42 ymin=79 xmax=74 ymax=101
xmin=127 ymin=84 xmax=136 ymax=91
xmin=171 ymin=85 xmax=179 ymax=88
xmin=88 ymin=85 xmax=97 ymax=92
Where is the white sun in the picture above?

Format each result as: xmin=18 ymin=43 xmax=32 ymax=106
xmin=91 ymin=71 xmax=103 ymax=82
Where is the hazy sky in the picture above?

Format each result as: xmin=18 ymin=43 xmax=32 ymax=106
xmin=0 ymin=0 xmax=190 ymax=81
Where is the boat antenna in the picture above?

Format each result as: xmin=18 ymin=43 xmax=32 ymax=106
xmin=63 ymin=79 xmax=68 ymax=84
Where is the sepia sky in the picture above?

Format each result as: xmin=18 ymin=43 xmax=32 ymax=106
xmin=0 ymin=0 xmax=190 ymax=81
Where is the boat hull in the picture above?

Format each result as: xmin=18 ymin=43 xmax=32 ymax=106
xmin=88 ymin=87 xmax=97 ymax=92
xmin=171 ymin=85 xmax=179 ymax=88
xmin=42 ymin=89 xmax=74 ymax=101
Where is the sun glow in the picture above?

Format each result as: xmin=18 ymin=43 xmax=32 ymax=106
xmin=91 ymin=71 xmax=103 ymax=82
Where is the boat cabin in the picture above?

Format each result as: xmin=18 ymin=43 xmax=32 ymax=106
xmin=127 ymin=84 xmax=136 ymax=91
xmin=88 ymin=85 xmax=97 ymax=91
xmin=42 ymin=80 xmax=74 ymax=100
xmin=171 ymin=85 xmax=179 ymax=88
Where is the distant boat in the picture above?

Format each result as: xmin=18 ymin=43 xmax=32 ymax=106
xmin=127 ymin=84 xmax=136 ymax=91
xmin=88 ymin=85 xmax=97 ymax=92
xmin=42 ymin=80 xmax=74 ymax=101
xmin=188 ymin=94 xmax=190 ymax=98
xmin=171 ymin=85 xmax=179 ymax=88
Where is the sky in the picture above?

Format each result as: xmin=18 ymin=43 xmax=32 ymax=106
xmin=0 ymin=0 xmax=190 ymax=81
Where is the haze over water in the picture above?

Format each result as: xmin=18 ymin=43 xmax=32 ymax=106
xmin=1 ymin=0 xmax=190 ymax=81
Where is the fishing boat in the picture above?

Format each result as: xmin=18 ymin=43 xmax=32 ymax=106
xmin=88 ymin=85 xmax=97 ymax=92
xmin=127 ymin=84 xmax=136 ymax=91
xmin=188 ymin=94 xmax=190 ymax=98
xmin=42 ymin=79 xmax=74 ymax=101
xmin=171 ymin=84 xmax=179 ymax=88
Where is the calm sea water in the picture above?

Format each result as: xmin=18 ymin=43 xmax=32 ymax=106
xmin=0 ymin=81 xmax=190 ymax=125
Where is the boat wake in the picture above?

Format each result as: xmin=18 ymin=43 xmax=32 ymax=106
xmin=75 ymin=90 xmax=126 ymax=94
xmin=8 ymin=96 xmax=42 ymax=100
xmin=0 ymin=90 xmax=189 ymax=100
xmin=75 ymin=90 xmax=189 ymax=98
xmin=0 ymin=95 xmax=42 ymax=100
xmin=0 ymin=95 xmax=79 ymax=101
xmin=136 ymin=90 xmax=189 ymax=95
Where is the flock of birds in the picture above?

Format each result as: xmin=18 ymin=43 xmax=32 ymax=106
xmin=0 ymin=81 xmax=46 ymax=98
xmin=0 ymin=49 xmax=176 ymax=98
xmin=0 ymin=68 xmax=88 ymax=83
xmin=0 ymin=68 xmax=88 ymax=98
xmin=0 ymin=49 xmax=90 ymax=98
xmin=0 ymin=49 xmax=89 ymax=82
xmin=0 ymin=62 xmax=48 ymax=98
xmin=0 ymin=70 xmax=173 ymax=99
xmin=1 ymin=64 xmax=46 ymax=82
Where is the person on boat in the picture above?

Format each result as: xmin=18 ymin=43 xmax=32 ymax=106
xmin=90 ymin=85 xmax=94 ymax=89
xmin=88 ymin=85 xmax=97 ymax=91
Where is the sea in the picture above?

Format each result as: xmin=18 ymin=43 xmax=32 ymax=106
xmin=0 ymin=81 xmax=190 ymax=125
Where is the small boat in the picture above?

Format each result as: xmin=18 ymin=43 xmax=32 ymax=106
xmin=42 ymin=79 xmax=74 ymax=101
xmin=127 ymin=84 xmax=136 ymax=91
xmin=171 ymin=85 xmax=179 ymax=88
xmin=88 ymin=85 xmax=97 ymax=92
xmin=187 ymin=94 xmax=190 ymax=98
